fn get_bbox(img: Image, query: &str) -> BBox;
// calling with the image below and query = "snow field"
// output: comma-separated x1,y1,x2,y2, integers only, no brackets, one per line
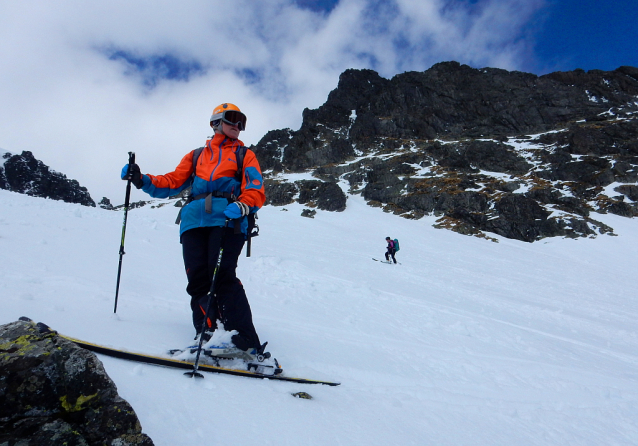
1,189,637,445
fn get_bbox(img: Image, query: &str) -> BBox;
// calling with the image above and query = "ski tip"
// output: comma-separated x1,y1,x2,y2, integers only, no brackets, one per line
18,318,57,336
35,322,56,335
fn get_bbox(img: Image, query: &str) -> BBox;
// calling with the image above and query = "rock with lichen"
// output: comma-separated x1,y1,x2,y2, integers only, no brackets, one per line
0,319,153,446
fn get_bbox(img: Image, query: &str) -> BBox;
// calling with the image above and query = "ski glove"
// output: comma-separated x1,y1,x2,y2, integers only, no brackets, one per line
224,201,249,219
120,163,144,189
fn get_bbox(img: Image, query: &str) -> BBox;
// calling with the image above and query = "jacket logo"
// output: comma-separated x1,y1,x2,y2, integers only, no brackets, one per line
228,158,237,163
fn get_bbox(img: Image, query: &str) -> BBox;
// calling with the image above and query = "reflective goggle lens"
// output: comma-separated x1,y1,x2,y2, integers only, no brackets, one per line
221,110,247,130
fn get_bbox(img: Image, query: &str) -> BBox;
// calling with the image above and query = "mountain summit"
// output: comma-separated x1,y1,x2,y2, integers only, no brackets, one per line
253,62,638,242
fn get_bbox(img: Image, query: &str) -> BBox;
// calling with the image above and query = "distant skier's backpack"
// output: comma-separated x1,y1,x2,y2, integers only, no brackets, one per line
393,238,400,252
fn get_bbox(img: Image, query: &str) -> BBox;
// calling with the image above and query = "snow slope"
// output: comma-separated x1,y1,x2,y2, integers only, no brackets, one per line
1,189,637,445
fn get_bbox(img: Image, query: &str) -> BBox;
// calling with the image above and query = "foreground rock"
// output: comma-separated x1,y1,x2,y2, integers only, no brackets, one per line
0,319,153,446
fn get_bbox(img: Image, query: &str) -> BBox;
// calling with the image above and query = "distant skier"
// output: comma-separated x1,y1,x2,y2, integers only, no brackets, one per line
385,236,398,264
120,103,265,354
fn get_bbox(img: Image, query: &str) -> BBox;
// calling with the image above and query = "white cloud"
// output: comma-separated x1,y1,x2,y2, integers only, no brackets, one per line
0,0,545,202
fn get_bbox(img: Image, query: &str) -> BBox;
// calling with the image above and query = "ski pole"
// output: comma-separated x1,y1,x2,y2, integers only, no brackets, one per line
114,152,135,314
186,222,228,378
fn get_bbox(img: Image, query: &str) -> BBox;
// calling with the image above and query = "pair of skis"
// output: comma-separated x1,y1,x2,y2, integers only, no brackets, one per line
68,336,338,385
19,318,340,386
372,258,400,265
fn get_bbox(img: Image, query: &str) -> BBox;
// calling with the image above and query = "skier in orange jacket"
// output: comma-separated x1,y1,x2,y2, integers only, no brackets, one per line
121,103,265,352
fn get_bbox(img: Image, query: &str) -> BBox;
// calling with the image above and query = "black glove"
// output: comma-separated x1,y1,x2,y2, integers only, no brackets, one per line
121,163,144,189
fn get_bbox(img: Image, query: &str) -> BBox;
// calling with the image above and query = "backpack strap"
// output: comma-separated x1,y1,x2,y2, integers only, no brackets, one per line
174,147,205,224
234,145,246,182
233,146,259,256
192,146,204,172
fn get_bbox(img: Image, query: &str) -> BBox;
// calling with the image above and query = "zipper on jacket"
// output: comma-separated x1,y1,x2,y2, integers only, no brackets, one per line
207,138,224,185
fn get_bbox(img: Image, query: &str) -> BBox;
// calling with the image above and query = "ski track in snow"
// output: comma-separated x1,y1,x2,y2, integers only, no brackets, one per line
1,189,638,445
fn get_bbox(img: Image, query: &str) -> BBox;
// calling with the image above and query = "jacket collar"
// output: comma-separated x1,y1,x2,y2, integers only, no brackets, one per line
210,132,244,148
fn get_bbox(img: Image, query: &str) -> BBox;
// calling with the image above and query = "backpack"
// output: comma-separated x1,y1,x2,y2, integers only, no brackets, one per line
393,238,400,252
179,145,259,257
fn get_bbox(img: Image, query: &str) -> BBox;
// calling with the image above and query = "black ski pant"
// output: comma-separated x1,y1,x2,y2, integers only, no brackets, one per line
385,249,397,263
181,226,260,350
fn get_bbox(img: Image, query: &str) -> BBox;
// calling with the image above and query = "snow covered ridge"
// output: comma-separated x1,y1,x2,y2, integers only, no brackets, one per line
251,63,638,243
261,121,638,243
3,63,638,242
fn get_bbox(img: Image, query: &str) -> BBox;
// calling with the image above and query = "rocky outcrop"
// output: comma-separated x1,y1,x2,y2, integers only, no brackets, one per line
0,151,96,207
99,197,115,210
0,319,153,446
250,62,638,242
264,179,346,212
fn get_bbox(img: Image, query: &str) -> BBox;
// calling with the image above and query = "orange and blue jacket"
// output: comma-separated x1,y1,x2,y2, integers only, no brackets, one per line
139,133,265,235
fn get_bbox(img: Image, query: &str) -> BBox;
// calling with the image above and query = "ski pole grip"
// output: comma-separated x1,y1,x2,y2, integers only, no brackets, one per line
126,152,136,179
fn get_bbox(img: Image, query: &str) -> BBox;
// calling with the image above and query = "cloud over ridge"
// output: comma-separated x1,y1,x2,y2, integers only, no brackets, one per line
1,0,547,201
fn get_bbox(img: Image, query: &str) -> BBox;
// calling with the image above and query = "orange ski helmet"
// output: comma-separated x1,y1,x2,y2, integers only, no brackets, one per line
210,103,247,131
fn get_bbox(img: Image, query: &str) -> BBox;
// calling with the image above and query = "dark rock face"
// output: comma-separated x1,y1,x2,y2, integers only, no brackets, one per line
427,140,532,174
263,178,346,212
264,180,298,206
256,129,294,172
0,320,153,446
1,151,95,207
616,185,638,201
297,180,346,212
251,62,638,242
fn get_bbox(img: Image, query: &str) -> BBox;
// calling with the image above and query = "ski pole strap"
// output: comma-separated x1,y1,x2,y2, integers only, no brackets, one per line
175,191,238,224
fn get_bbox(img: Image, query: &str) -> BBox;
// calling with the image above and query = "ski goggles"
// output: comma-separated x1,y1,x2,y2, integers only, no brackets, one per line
214,110,247,131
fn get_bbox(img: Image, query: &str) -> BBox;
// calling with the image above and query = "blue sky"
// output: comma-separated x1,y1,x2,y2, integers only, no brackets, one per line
294,0,638,73
1,0,637,202
531,0,638,73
